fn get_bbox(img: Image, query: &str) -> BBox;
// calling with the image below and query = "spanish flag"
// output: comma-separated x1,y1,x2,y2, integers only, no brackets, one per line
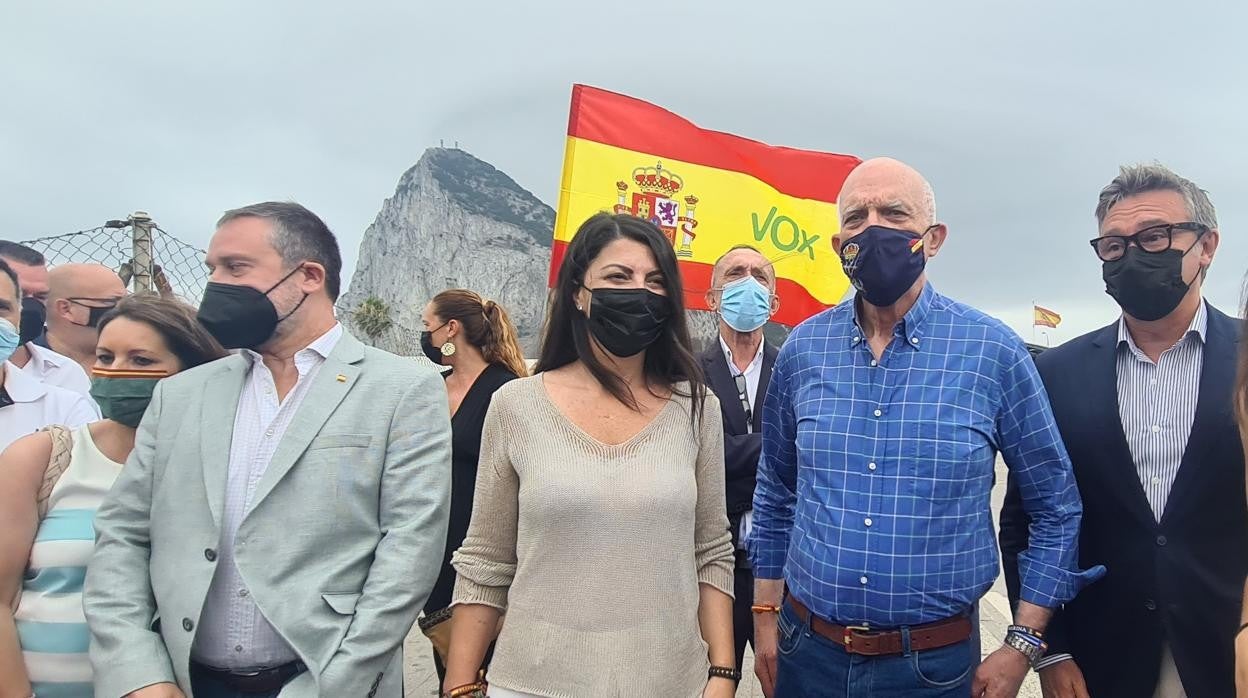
1034,305,1062,329
551,85,861,327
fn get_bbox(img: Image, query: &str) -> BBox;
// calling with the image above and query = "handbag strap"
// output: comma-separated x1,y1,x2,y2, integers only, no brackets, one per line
36,424,74,521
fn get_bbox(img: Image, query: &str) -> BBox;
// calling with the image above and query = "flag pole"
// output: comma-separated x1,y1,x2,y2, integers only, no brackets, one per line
1031,299,1036,344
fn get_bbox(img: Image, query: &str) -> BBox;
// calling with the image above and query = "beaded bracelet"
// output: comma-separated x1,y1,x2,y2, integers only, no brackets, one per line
709,665,742,682
751,604,781,614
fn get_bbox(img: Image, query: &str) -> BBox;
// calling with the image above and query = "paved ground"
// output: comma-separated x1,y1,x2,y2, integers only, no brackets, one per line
405,458,1040,696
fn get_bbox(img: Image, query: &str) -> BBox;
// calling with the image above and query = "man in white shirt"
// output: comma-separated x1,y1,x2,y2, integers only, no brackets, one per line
0,259,98,451
0,241,96,404
700,244,780,691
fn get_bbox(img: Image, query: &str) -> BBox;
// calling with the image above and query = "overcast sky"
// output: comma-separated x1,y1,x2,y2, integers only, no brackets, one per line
3,1,1245,343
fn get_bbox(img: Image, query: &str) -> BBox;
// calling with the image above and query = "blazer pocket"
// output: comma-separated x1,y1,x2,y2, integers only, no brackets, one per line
308,434,373,451
322,591,363,615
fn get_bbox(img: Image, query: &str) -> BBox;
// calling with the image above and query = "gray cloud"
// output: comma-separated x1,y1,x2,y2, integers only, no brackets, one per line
2,0,1244,343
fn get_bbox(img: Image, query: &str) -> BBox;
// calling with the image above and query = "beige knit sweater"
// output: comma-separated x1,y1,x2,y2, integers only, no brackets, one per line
451,375,736,698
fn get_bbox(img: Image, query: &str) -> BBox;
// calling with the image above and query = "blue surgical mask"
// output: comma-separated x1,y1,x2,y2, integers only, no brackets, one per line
719,277,773,332
0,317,19,364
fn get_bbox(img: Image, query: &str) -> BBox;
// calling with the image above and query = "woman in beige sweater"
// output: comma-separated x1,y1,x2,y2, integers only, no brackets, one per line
442,213,737,698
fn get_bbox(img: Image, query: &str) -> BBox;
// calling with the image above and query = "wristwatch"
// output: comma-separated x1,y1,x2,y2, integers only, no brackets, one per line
1004,629,1048,669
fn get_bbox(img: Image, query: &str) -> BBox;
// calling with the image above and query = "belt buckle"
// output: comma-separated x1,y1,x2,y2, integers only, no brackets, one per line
842,625,871,648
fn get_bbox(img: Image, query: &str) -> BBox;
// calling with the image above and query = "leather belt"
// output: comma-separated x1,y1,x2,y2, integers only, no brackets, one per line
788,597,972,656
190,659,307,693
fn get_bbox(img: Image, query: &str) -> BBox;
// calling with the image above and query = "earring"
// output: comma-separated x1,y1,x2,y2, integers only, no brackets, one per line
576,303,583,311
440,341,456,357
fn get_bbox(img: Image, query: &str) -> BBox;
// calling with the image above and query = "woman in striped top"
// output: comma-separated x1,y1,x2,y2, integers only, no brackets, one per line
0,295,225,698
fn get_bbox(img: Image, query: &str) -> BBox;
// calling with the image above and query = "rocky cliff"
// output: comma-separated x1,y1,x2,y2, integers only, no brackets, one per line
339,148,555,355
340,147,789,358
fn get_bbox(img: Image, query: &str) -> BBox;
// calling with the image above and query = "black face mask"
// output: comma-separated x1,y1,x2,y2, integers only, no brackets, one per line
420,322,449,365
1103,238,1202,322
69,300,117,329
197,266,307,350
585,288,671,358
19,297,46,345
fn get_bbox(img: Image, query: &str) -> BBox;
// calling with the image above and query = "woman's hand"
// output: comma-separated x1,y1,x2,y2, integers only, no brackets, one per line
702,675,737,698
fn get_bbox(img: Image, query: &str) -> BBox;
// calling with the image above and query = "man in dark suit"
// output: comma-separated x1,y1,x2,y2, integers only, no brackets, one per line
1000,163,1246,698
702,244,780,689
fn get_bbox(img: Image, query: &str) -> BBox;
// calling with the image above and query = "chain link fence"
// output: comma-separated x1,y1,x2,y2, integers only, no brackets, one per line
20,216,210,305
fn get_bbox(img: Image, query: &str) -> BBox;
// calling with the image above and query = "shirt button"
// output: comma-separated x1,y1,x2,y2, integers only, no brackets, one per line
238,588,249,598
1150,379,1158,386
1151,425,1161,433
204,548,217,562
1152,476,1161,485
868,462,877,471
1144,599,1157,611
873,409,882,417
864,518,873,527
1156,535,1168,546
869,360,878,367
859,576,868,585
909,337,919,345
235,644,244,652
182,618,194,632
265,428,275,437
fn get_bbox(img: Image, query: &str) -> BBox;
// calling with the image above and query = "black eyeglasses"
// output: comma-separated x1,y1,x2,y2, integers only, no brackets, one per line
1089,222,1209,262
734,373,752,427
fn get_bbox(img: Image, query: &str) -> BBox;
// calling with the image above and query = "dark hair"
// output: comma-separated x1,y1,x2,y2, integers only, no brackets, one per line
217,202,343,301
97,294,228,370
0,241,46,267
0,258,19,301
431,289,529,378
1237,287,1248,468
535,213,704,413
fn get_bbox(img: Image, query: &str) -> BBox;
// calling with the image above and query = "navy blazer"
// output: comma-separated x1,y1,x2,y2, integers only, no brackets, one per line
701,340,778,554
999,303,1246,698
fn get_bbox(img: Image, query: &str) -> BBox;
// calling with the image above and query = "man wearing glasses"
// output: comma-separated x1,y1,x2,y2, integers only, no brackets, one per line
702,243,781,691
38,262,126,376
1000,163,1245,697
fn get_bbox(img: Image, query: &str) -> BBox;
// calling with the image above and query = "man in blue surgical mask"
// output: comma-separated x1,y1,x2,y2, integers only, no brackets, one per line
749,157,1102,698
702,244,780,691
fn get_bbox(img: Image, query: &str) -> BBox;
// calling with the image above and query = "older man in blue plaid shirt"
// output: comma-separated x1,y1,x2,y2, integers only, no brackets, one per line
748,158,1103,698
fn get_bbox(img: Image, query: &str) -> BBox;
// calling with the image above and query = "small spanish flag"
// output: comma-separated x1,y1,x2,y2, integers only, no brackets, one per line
1033,305,1062,329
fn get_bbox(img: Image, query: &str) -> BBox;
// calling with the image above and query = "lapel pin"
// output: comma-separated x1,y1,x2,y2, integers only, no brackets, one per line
336,374,347,382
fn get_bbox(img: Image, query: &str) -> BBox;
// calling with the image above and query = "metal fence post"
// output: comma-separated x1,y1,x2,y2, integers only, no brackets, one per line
130,211,155,293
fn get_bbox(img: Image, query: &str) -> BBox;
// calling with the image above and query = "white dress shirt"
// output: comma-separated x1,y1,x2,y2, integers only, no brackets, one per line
0,362,97,452
192,324,343,670
719,335,764,549
18,342,99,415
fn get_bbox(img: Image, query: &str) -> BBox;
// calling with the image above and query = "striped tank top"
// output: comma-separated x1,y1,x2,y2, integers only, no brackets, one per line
16,424,122,697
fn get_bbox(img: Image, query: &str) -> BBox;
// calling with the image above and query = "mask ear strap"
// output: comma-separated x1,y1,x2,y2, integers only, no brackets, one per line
264,264,306,295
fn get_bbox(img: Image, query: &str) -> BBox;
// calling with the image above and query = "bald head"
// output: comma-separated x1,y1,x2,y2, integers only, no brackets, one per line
837,157,937,234
48,263,126,300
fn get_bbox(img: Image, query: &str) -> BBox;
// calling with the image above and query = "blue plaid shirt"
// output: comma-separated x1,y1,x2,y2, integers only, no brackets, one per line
749,284,1102,627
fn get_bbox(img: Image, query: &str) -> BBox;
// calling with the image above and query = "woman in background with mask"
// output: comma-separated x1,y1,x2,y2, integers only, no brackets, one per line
0,294,225,698
418,289,528,683
441,214,736,698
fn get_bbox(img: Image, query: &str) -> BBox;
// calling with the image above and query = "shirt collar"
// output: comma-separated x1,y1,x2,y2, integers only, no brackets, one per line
26,342,71,372
719,335,764,375
241,323,344,375
1117,300,1207,355
2,361,50,402
850,282,935,351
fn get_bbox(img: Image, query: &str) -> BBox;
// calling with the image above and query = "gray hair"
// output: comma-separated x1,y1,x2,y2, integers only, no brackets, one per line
919,179,937,226
1095,163,1218,230
217,201,343,301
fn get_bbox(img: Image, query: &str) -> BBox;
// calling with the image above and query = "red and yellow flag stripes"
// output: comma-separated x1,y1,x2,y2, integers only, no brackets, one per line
551,84,861,326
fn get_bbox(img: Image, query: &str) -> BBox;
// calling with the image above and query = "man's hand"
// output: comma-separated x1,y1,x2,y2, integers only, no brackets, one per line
1236,629,1248,697
972,646,1029,698
702,676,737,698
753,612,779,698
125,683,186,698
1038,659,1089,698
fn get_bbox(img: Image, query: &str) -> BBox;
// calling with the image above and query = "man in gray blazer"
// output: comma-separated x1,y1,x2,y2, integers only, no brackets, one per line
85,202,452,698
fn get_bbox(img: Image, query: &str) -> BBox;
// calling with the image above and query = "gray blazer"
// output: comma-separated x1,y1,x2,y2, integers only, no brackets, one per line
84,331,452,697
